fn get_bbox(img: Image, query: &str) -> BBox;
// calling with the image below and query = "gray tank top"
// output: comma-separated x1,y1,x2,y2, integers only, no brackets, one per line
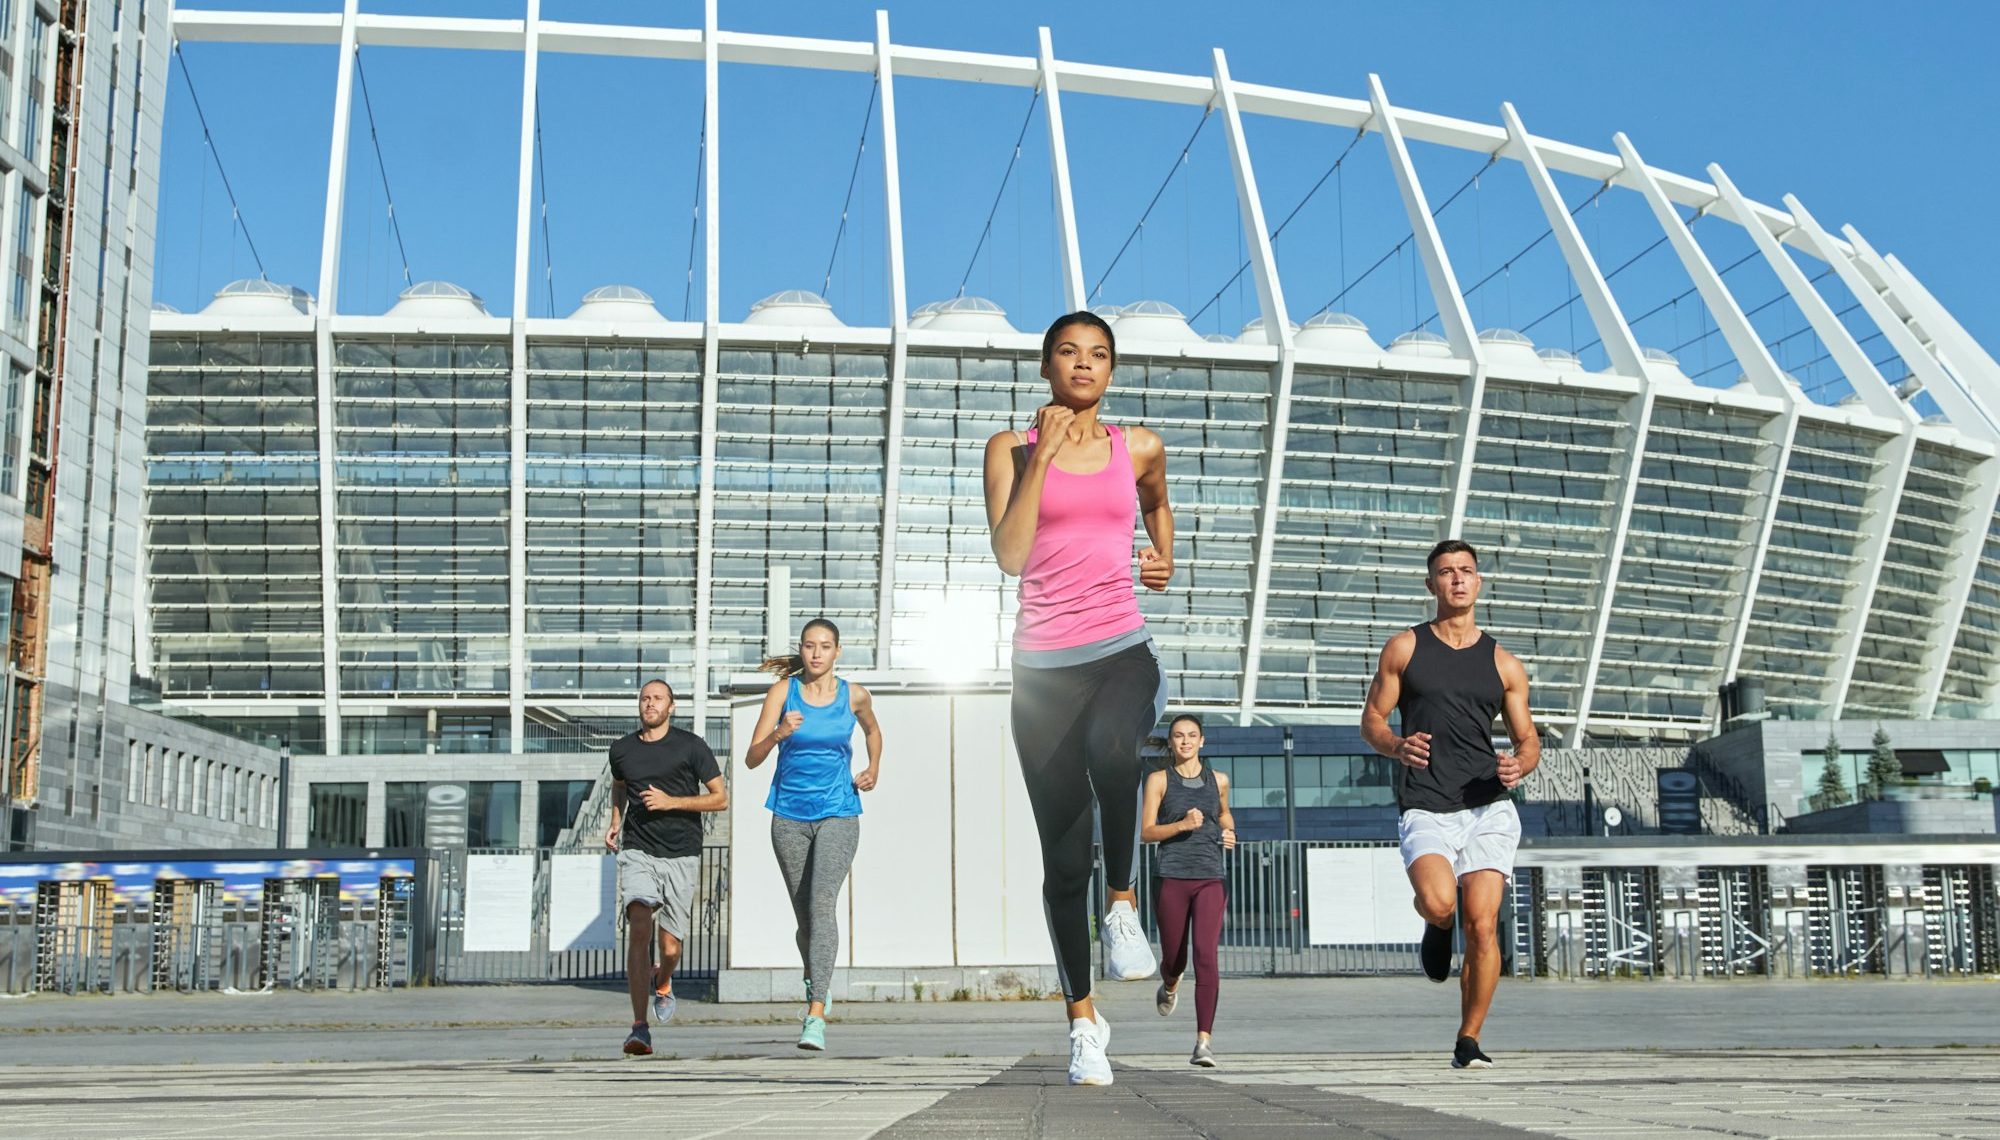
1155,762,1224,880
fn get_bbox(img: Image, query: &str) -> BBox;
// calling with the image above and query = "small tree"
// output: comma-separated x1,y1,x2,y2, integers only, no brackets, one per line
1865,724,1901,800
1816,730,1851,808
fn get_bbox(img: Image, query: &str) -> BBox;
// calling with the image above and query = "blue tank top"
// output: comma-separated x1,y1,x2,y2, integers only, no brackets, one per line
766,677,864,822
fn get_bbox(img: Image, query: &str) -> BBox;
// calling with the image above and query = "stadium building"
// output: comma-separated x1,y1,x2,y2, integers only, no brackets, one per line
31,2,2000,846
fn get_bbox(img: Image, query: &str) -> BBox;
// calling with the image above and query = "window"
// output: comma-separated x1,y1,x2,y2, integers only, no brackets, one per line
308,782,367,849
537,779,592,847
467,781,520,848
385,781,427,847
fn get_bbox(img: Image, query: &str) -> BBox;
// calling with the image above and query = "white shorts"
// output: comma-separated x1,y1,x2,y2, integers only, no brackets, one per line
1398,799,1521,880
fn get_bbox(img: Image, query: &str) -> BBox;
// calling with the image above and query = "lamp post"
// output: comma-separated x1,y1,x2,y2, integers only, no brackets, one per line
276,736,292,849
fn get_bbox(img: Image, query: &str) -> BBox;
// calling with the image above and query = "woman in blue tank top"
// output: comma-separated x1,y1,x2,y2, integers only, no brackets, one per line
744,618,883,1052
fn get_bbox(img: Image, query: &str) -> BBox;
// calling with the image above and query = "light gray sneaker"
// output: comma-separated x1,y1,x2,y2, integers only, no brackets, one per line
1155,980,1179,1017
1068,1014,1112,1086
1100,901,1158,981
1190,1039,1217,1068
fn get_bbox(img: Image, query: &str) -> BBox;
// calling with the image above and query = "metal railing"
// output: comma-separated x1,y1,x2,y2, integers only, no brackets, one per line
435,845,729,987
1111,840,1422,978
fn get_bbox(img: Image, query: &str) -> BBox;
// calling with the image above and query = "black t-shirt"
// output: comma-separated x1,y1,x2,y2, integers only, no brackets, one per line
1394,623,1508,814
608,727,723,858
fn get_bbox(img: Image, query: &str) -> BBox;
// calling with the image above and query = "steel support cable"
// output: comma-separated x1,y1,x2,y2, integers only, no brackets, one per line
821,77,880,300
1086,104,1214,305
956,86,1043,298
1589,248,1759,352
171,42,268,279
682,109,704,321
1664,269,1835,357
1303,154,1498,321
1687,300,1866,382
1187,127,1366,326
1518,208,1689,338
354,49,414,287
534,99,556,317
1410,182,1608,332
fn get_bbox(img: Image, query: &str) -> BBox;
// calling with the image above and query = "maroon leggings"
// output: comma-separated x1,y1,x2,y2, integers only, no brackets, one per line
1156,877,1225,1034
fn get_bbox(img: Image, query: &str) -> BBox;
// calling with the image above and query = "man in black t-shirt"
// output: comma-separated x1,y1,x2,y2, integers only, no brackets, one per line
605,678,727,1056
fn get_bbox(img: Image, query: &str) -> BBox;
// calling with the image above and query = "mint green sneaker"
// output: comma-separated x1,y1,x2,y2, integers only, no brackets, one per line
798,1014,827,1052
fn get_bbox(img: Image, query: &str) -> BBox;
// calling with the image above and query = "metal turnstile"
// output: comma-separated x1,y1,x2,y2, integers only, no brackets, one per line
1921,864,1998,976
1696,865,1771,977
1582,866,1659,978
374,875,416,988
258,876,342,990
1805,864,1885,976
33,880,116,994
1507,867,1544,977
150,878,223,992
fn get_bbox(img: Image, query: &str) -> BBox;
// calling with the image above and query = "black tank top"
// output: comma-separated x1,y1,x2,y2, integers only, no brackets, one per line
1156,762,1224,880
1394,623,1507,814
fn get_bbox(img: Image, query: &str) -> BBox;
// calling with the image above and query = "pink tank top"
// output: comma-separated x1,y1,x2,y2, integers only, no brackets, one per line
1013,423,1147,651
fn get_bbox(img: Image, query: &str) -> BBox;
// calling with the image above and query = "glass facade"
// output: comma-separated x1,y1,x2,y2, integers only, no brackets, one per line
1847,442,1978,718
147,336,323,698
525,342,700,696
1942,513,2000,718
1202,754,1398,810
1260,368,1461,709
1592,400,1773,727
713,348,887,673
1736,422,1888,720
1460,382,1634,723
335,339,511,696
144,327,2000,750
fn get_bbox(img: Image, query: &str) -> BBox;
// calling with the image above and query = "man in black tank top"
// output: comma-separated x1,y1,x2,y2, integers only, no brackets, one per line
1362,539,1540,1070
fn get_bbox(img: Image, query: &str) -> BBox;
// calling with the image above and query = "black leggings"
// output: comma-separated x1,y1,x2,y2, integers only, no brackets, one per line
1011,641,1166,1003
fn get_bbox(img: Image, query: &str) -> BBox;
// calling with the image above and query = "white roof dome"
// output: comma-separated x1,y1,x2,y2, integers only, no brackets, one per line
1089,303,1125,319
744,289,844,328
1203,332,1235,344
1640,347,1693,385
1478,327,1543,368
908,301,943,329
152,301,183,315
921,295,1016,334
1111,300,1202,344
203,278,314,317
1386,329,1455,359
569,284,667,323
1536,347,1583,369
387,280,487,318
1236,316,1300,346
1295,311,1378,354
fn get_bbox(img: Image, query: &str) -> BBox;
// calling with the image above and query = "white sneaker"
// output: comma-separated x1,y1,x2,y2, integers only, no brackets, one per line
1100,901,1157,981
1156,980,1178,1016
1068,1014,1113,1086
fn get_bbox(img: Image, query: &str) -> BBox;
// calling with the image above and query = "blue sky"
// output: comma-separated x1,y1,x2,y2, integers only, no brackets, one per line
156,1,1999,394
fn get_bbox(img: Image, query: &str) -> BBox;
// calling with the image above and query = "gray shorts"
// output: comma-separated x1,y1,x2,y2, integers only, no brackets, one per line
617,848,699,941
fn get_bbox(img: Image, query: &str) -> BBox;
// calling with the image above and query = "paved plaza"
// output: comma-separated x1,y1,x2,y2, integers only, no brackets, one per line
3,978,1997,1137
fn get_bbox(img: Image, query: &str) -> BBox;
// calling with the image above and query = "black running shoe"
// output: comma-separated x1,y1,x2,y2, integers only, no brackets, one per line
1451,1036,1493,1069
1420,919,1454,983
622,1021,653,1057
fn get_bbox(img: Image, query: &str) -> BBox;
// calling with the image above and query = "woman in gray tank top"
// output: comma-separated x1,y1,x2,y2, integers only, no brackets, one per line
1139,714,1235,1067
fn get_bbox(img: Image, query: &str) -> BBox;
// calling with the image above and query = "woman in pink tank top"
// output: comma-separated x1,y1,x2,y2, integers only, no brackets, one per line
980,310,1176,1086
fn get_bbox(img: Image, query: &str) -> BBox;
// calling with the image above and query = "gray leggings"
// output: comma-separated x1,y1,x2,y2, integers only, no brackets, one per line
770,814,860,1002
